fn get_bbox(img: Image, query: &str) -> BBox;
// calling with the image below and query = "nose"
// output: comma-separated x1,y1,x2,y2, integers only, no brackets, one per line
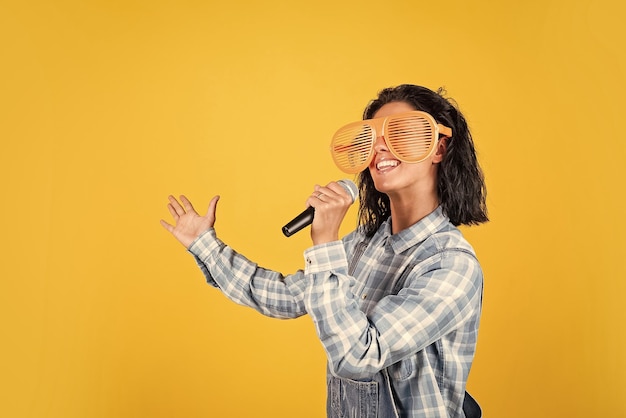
373,135,388,152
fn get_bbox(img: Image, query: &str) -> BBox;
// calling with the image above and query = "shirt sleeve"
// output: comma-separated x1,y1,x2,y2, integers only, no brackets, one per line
188,228,308,319
300,243,483,380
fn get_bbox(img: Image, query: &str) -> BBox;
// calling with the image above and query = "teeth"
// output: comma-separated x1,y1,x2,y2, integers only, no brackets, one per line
377,160,399,170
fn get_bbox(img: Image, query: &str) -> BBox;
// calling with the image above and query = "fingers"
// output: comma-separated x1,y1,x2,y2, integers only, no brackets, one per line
162,194,219,233
167,195,186,216
167,194,200,217
308,182,353,246
206,195,220,217
179,195,196,214
160,219,174,233
306,186,324,209
167,202,179,220
312,182,352,205
325,181,353,202
306,189,332,212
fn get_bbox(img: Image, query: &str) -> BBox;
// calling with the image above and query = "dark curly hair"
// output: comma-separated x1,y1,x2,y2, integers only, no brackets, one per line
357,84,488,236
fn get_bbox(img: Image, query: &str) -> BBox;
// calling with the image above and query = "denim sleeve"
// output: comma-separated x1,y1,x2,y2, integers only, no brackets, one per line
188,228,307,319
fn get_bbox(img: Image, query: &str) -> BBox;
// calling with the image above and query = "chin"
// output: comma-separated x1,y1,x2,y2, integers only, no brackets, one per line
371,177,396,194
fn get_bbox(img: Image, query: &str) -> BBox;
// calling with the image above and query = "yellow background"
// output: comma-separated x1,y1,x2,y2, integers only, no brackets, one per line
1,0,625,417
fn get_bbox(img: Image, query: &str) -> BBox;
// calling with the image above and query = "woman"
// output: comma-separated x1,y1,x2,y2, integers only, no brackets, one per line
161,84,488,418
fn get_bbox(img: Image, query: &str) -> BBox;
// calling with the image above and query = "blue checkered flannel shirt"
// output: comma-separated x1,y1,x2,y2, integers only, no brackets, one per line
189,206,483,417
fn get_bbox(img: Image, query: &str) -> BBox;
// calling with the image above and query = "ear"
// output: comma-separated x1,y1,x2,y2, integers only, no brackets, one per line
432,137,448,164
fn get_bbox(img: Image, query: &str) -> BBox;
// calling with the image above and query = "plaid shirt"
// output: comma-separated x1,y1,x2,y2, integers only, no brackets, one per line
189,206,483,418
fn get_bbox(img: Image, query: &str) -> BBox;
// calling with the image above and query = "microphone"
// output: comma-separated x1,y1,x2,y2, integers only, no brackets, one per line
282,179,359,237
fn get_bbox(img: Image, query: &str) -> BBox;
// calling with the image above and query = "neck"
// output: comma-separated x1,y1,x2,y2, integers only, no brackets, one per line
388,188,439,235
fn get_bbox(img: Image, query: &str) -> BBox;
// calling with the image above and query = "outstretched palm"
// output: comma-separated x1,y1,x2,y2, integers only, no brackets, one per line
160,195,220,248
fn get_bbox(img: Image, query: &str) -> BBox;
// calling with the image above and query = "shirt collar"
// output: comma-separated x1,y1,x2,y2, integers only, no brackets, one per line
378,206,450,254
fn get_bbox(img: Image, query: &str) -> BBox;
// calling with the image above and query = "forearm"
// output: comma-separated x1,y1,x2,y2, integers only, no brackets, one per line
302,241,388,378
302,243,483,380
189,228,307,319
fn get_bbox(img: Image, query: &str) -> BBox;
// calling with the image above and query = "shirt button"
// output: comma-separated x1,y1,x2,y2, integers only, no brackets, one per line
306,257,312,264
362,294,367,299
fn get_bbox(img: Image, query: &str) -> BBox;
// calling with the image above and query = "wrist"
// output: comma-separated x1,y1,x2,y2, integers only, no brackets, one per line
312,234,339,246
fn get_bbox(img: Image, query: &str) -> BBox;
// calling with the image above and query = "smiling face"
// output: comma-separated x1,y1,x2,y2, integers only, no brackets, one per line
368,101,445,199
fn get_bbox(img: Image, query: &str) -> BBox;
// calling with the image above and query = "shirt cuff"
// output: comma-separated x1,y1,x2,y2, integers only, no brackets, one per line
188,228,220,259
303,240,349,275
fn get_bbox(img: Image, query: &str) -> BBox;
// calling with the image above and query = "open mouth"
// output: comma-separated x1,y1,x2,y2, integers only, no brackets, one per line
376,159,400,171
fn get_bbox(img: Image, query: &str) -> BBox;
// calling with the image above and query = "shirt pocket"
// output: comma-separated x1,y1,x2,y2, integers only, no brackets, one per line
388,354,417,381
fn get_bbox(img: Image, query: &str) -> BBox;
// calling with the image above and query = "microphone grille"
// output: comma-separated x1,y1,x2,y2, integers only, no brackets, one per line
337,179,359,203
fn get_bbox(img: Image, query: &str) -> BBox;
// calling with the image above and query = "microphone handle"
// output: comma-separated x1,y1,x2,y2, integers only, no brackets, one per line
282,206,315,237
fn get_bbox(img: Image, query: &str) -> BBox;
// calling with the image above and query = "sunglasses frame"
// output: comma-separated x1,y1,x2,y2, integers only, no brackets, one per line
330,110,453,174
